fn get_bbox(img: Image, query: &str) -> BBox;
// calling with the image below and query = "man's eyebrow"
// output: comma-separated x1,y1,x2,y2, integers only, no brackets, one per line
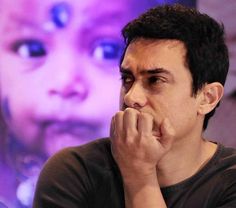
120,67,172,75
119,67,133,75
140,68,172,76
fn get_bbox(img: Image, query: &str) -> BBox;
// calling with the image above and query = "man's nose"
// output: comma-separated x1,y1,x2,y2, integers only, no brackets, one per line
47,48,89,101
123,82,147,109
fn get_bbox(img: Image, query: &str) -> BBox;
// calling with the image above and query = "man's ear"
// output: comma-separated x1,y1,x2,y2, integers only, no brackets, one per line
197,82,224,115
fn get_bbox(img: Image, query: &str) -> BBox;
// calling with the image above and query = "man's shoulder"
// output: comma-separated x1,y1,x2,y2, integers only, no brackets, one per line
70,137,111,159
34,138,120,208
194,143,236,181
213,144,236,180
76,137,111,155
218,143,236,163
54,137,110,155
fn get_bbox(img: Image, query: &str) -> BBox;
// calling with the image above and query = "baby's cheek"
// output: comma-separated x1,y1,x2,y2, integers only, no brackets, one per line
1,97,12,121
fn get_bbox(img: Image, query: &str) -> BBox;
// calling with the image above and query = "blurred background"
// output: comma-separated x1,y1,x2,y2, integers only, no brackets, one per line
0,0,235,207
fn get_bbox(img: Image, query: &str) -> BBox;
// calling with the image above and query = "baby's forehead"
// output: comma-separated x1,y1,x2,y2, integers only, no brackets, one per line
1,0,145,18
0,0,48,21
0,0,137,29
0,0,72,31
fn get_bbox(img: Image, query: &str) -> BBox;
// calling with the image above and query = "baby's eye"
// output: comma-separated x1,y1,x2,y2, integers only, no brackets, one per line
12,39,47,58
91,39,124,61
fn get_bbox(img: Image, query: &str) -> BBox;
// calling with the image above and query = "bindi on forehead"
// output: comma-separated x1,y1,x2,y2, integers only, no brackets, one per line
47,2,72,29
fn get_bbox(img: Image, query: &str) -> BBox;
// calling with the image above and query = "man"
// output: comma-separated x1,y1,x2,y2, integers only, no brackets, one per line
33,4,236,208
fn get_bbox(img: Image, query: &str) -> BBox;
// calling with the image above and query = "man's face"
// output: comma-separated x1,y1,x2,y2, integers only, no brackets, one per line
0,0,143,156
120,39,202,140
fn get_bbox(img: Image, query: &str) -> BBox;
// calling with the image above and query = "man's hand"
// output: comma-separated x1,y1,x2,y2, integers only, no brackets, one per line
110,108,175,208
110,107,175,180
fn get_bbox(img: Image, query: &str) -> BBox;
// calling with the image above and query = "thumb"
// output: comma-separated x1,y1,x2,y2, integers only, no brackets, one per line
159,118,175,150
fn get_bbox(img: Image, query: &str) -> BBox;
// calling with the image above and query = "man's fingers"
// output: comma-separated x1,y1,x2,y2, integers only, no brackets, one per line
137,112,154,137
110,116,115,138
111,109,139,142
115,111,124,139
123,108,139,138
111,111,124,139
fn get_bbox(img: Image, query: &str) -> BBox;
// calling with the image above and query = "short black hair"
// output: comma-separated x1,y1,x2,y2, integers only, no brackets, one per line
121,4,229,130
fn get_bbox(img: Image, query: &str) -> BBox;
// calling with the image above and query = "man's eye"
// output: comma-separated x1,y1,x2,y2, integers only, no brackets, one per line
91,39,124,61
12,39,47,58
120,75,133,85
148,76,164,84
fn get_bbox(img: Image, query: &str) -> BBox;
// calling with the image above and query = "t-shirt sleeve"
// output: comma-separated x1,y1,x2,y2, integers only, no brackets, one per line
33,147,94,208
216,168,236,208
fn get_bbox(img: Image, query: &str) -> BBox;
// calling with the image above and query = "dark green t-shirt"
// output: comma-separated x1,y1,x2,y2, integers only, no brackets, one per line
33,138,236,208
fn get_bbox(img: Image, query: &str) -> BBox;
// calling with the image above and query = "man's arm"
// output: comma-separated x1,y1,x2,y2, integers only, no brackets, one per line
122,172,166,208
110,108,175,208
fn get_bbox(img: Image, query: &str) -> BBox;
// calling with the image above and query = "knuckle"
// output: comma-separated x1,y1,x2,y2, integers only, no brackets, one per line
125,128,137,137
168,129,176,138
139,131,150,138
124,107,139,115
112,135,122,147
124,108,132,116
139,112,146,121
140,112,152,120
115,111,124,118
125,138,135,148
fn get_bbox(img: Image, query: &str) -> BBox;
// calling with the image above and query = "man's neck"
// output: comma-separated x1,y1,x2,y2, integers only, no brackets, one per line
156,137,217,188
